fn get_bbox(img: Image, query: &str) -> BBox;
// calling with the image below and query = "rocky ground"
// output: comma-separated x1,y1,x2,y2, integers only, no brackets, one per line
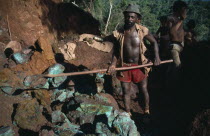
1,0,210,136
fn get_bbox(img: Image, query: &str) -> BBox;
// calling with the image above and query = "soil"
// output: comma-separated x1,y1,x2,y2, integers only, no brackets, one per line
0,92,28,135
69,41,112,70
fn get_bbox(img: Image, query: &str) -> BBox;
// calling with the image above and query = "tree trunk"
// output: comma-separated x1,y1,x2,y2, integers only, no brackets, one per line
104,1,112,35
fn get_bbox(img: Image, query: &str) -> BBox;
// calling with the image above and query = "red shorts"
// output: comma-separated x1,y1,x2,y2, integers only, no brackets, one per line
117,63,146,83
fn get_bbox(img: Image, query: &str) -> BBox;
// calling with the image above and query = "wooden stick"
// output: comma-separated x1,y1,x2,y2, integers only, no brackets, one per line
44,60,173,78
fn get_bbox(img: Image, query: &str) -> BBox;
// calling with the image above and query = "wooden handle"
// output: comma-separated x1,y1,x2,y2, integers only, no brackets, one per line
44,59,173,78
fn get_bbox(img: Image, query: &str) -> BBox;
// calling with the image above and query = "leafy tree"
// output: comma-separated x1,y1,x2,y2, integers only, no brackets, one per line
65,0,210,41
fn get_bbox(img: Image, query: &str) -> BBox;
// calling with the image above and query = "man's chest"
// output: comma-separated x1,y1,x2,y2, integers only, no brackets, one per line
123,31,141,47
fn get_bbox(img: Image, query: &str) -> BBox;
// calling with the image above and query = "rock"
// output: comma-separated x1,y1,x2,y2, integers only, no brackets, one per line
5,41,22,53
0,86,14,95
112,110,140,136
0,69,25,95
51,111,85,136
47,63,67,88
47,64,74,102
23,75,49,89
13,51,33,64
48,63,65,75
0,126,15,136
9,47,34,65
14,99,47,132
53,89,74,102
66,93,140,135
95,122,112,136
95,110,140,136
79,34,113,53
95,93,119,110
52,110,66,123
12,52,26,64
39,129,55,136
59,42,77,61
68,103,113,125
54,117,83,135
37,36,54,60
34,89,51,112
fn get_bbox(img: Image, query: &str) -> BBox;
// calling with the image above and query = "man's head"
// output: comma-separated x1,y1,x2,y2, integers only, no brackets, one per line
123,4,141,28
173,1,188,20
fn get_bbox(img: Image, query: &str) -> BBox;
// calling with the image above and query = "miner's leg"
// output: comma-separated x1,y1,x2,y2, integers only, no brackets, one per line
139,77,150,114
121,82,132,115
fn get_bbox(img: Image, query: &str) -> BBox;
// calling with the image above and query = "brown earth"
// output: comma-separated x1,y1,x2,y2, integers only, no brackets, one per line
0,0,113,135
69,41,112,69
0,92,27,135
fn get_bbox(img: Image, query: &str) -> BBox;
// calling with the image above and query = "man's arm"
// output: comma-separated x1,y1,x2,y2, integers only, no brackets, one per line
171,19,183,34
144,32,161,65
167,16,183,35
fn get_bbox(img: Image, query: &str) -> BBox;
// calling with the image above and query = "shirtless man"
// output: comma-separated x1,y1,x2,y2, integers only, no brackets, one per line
108,4,161,115
168,1,188,68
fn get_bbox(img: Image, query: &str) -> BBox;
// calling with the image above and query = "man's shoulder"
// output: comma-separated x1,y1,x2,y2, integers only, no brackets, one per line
136,24,149,37
113,27,124,38
136,24,148,29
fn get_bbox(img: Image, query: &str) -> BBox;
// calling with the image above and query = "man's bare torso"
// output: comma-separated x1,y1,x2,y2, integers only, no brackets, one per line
168,16,185,42
123,29,140,64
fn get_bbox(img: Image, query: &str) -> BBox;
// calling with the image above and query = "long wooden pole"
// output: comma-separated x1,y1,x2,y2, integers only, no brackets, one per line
44,60,173,78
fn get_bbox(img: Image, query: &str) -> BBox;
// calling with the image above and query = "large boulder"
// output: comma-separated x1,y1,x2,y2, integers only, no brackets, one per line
14,99,47,132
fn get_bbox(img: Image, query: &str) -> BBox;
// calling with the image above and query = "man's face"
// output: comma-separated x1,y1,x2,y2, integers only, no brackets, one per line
124,12,138,28
179,7,187,20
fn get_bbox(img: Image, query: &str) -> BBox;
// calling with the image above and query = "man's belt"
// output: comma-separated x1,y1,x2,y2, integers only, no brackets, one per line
170,41,184,47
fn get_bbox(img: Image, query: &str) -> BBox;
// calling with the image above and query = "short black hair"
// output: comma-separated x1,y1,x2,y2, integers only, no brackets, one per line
173,1,188,12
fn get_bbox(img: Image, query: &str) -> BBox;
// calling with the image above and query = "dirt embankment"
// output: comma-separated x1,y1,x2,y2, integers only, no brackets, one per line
0,0,112,135
0,0,107,73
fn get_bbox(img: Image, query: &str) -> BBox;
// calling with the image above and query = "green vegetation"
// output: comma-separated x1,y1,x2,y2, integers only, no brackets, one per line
66,0,210,41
